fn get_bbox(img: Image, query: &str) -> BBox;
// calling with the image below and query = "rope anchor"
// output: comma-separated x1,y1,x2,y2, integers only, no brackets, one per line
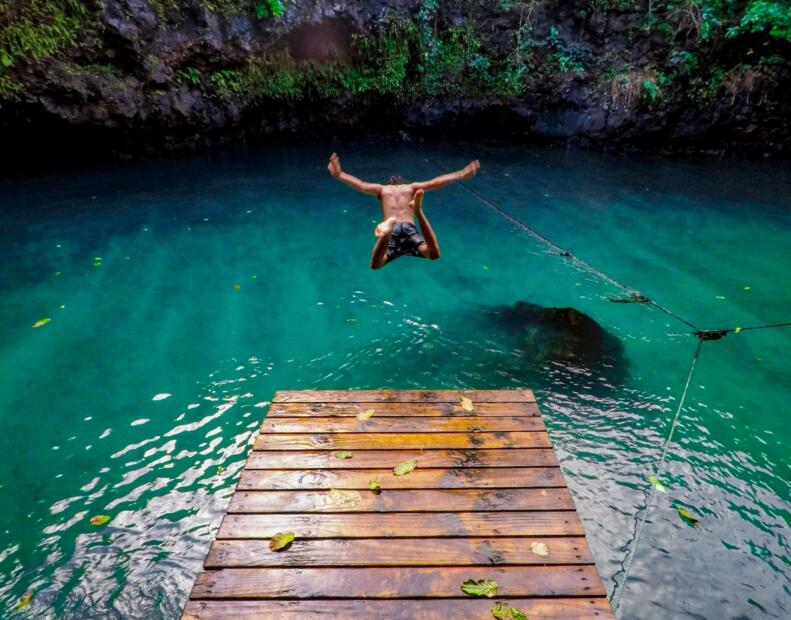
694,330,728,341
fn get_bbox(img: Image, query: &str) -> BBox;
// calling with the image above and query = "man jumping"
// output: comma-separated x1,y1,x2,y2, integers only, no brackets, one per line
327,153,480,269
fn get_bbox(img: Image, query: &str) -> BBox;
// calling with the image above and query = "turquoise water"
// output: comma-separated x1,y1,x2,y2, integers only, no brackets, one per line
0,142,789,618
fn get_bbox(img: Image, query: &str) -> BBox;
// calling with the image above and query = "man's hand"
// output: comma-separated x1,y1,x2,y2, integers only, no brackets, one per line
327,152,342,178
460,159,480,180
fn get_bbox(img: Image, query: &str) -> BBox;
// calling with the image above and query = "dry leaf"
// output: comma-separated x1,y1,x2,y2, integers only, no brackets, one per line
460,578,498,598
269,531,295,551
491,602,527,620
17,592,33,610
328,488,362,507
460,395,475,412
530,541,550,556
369,479,382,494
393,459,417,476
334,450,353,459
357,409,375,421
32,318,51,328
647,475,667,493
678,507,701,527
90,515,111,526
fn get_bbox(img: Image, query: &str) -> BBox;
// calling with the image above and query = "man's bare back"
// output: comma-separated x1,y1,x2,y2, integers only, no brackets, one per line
327,153,480,269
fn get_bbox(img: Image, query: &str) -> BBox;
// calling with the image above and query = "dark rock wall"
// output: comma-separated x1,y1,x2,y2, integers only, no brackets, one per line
0,0,788,159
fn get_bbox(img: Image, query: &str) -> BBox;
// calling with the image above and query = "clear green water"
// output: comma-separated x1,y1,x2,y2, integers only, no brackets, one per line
0,142,789,618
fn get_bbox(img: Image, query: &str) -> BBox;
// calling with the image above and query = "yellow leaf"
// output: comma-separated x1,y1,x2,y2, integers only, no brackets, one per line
369,479,382,494
393,459,417,476
269,531,295,551
90,515,111,526
357,409,375,421
530,541,550,556
460,395,475,412
32,318,51,328
328,488,362,508
491,602,528,620
678,507,700,527
334,450,353,459
17,592,32,610
234,284,241,291
734,327,742,333
216,465,226,475
460,578,498,597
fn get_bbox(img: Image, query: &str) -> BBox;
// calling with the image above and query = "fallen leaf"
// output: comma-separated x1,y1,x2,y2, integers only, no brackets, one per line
32,318,51,328
393,459,417,476
460,578,498,598
269,531,295,551
328,488,362,507
234,284,241,291
530,541,550,557
90,515,111,526
460,396,475,412
334,450,353,459
734,326,742,333
216,465,226,475
647,475,668,493
369,479,382,494
17,592,32,610
678,507,700,527
743,286,751,291
152,393,171,401
357,409,375,421
491,602,527,620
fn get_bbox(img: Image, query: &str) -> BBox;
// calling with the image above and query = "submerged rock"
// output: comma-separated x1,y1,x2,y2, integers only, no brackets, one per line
487,301,626,381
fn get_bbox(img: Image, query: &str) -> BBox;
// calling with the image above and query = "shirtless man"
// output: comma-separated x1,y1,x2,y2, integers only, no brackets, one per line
327,153,481,269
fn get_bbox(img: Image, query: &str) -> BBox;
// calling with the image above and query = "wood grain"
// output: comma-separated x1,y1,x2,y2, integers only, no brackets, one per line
273,389,535,403
183,598,615,619
246,448,559,469
228,488,575,513
217,511,584,539
236,467,565,490
263,415,545,433
189,565,605,598
266,401,540,417
254,431,551,450
205,536,592,567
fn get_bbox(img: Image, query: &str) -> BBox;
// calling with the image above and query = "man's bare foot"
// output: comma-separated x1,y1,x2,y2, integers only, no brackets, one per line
409,189,425,213
375,216,397,238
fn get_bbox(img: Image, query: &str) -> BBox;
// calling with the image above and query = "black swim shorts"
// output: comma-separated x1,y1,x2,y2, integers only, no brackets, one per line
385,221,426,262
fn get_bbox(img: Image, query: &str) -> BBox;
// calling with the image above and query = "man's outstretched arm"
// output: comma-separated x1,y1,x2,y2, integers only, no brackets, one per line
327,152,383,197
412,159,480,192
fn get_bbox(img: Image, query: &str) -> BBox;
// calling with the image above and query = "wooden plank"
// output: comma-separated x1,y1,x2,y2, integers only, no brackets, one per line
263,416,545,433
205,536,592,567
217,512,584,539
189,565,604,599
247,448,559,469
183,598,615,619
228,488,575,513
265,401,540,417
254,432,551,450
236,467,565,490
273,389,535,403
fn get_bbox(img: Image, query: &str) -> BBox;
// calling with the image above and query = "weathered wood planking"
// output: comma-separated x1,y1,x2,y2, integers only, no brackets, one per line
228,488,574,513
266,401,540,417
272,389,535,402
246,448,559,469
183,599,614,619
182,390,613,620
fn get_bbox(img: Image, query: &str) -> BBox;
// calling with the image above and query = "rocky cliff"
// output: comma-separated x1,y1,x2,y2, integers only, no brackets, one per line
1,0,789,160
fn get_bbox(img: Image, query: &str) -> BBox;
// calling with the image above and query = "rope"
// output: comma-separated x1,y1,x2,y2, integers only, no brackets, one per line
426,158,700,331
609,338,703,614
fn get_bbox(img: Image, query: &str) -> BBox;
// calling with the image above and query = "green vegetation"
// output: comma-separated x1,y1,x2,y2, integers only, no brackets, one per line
0,0,787,114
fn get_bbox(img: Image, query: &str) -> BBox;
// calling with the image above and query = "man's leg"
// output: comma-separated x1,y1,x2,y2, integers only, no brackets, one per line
411,189,440,260
371,217,397,269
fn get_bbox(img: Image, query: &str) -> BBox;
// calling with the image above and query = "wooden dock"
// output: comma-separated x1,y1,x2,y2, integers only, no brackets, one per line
182,389,614,619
